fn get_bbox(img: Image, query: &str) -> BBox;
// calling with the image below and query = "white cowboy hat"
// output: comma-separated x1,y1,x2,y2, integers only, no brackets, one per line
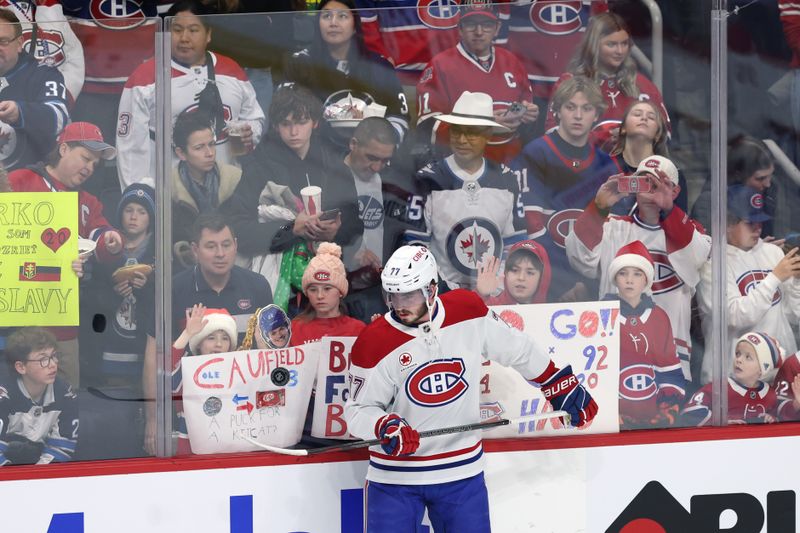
436,91,510,134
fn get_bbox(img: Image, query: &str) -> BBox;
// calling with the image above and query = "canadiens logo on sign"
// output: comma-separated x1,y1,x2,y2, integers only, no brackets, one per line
417,0,461,29
529,1,583,36
649,250,685,295
546,208,582,249
737,270,781,305
619,364,657,401
358,195,384,230
90,0,148,30
446,217,501,275
406,358,469,407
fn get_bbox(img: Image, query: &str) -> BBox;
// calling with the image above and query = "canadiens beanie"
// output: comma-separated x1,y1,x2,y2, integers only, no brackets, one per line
735,332,783,384
188,308,238,355
608,241,655,293
302,242,349,297
117,183,156,229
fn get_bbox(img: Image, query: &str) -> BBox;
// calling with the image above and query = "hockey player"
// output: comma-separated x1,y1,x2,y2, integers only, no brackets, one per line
681,332,782,426
605,241,685,430
0,328,79,465
565,155,711,381
116,0,265,189
511,75,618,302
345,245,597,531
416,4,537,164
404,91,527,290
0,8,69,171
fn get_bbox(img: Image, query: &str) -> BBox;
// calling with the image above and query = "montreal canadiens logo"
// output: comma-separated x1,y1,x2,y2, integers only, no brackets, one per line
649,250,685,295
405,358,469,407
314,271,331,282
358,195,384,230
546,208,582,249
180,103,233,142
90,0,148,30
737,270,781,305
619,364,657,401
417,0,461,29
529,1,583,35
23,29,66,67
446,217,502,275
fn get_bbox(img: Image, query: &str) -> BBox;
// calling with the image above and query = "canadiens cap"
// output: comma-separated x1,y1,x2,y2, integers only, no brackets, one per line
727,184,771,223
634,155,679,185
58,122,117,160
460,3,498,22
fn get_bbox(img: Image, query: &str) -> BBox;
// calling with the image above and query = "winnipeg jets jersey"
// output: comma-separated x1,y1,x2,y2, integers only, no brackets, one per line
116,52,265,189
566,203,711,379
345,289,552,485
405,156,526,289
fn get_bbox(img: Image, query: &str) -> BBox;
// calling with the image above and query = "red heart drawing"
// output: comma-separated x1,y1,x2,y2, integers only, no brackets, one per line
41,227,71,253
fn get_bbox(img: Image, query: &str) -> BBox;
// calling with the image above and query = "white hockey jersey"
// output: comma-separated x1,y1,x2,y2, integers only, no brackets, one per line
345,289,552,485
116,52,265,189
565,202,711,379
697,240,800,381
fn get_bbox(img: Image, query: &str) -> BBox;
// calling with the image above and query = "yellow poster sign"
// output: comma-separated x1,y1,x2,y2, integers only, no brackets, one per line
0,192,80,326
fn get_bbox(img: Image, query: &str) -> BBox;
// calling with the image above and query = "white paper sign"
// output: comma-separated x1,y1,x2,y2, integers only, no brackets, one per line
180,347,318,454
481,300,621,438
311,336,358,440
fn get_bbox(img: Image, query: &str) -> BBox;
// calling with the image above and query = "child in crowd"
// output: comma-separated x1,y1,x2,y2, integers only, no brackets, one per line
171,305,238,454
291,242,366,346
475,240,552,305
681,332,782,426
0,328,78,465
698,184,800,383
605,241,685,429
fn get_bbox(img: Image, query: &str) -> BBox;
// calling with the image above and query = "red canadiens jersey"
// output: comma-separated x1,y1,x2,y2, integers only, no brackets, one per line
417,44,533,163
289,316,367,347
618,303,685,424
545,72,670,148
773,353,800,420
780,0,800,68
504,0,608,100
682,378,779,426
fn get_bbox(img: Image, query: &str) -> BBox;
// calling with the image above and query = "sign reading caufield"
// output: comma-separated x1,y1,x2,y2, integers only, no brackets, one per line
2,435,798,532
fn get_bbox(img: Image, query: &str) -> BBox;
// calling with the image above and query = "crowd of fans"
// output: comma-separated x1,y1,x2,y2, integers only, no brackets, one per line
2,0,800,465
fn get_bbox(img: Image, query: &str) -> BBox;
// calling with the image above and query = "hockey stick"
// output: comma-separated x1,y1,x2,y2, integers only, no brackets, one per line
242,410,570,457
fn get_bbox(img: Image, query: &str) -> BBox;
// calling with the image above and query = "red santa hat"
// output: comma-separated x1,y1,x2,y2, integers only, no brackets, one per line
735,332,784,384
608,241,655,293
188,308,238,355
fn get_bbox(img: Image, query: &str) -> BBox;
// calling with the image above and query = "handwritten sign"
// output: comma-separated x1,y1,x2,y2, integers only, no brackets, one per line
481,301,620,438
0,192,80,326
311,337,357,440
181,347,318,454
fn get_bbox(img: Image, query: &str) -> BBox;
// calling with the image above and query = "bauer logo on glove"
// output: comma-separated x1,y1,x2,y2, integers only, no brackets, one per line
538,364,598,427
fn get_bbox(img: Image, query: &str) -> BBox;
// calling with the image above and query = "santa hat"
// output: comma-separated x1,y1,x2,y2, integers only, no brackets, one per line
302,242,349,297
188,308,238,355
735,332,783,384
608,241,655,293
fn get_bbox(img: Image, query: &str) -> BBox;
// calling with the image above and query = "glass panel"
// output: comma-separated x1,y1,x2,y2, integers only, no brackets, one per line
0,12,162,466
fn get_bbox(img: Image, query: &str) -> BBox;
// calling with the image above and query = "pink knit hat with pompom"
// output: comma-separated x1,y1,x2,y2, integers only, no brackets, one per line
302,242,349,297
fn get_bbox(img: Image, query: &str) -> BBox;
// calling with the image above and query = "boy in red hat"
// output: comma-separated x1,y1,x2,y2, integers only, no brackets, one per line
606,240,685,430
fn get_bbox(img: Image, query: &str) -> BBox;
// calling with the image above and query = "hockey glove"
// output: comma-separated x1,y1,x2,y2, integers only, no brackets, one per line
375,413,420,456
4,435,44,465
649,402,681,428
540,365,598,427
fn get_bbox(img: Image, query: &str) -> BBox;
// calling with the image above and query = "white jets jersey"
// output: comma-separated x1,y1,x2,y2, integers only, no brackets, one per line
116,52,265,189
345,289,552,485
565,203,711,379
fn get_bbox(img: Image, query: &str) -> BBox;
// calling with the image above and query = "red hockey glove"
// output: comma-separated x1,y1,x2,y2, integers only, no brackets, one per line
649,402,680,428
539,365,598,427
375,413,420,456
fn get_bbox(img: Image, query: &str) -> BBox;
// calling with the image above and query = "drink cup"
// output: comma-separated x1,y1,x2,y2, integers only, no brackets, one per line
300,185,322,215
225,120,248,156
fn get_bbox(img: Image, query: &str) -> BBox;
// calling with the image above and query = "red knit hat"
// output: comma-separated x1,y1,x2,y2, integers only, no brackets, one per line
608,241,655,293
302,242,349,297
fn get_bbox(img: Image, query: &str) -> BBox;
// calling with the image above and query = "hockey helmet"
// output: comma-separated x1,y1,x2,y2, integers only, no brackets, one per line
381,245,438,297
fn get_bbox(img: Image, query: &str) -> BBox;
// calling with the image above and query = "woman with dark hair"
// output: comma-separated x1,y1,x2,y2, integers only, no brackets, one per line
609,100,688,213
545,12,669,150
691,135,777,237
282,0,409,148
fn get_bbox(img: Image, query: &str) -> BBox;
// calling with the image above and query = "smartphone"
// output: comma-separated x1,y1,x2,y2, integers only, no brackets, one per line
319,208,341,221
617,175,652,193
784,233,800,248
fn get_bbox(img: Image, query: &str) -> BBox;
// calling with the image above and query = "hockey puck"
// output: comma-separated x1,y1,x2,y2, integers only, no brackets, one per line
271,367,290,386
203,396,222,417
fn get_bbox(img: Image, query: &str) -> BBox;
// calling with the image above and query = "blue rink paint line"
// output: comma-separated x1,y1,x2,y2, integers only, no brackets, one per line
230,495,254,533
47,513,84,533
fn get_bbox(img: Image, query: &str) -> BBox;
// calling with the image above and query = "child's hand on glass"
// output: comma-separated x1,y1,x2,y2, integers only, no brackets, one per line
476,255,501,298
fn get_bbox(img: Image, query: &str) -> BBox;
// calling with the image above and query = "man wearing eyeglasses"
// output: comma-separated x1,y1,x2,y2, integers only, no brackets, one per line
0,327,78,465
415,5,537,164
0,8,68,171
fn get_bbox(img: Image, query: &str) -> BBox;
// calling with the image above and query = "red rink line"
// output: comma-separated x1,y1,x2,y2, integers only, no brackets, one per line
2,422,799,482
